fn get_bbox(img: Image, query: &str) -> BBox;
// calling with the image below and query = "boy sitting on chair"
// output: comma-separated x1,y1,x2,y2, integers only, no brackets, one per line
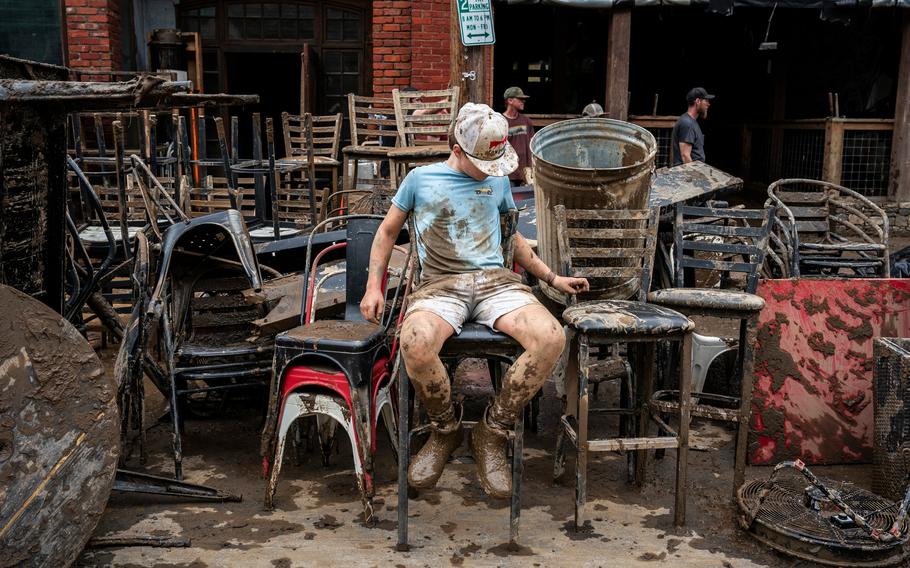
360,103,588,497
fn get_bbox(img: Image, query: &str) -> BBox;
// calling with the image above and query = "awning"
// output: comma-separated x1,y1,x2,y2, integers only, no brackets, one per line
500,0,909,8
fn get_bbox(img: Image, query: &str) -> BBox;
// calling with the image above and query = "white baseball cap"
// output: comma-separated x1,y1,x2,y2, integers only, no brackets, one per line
452,103,518,178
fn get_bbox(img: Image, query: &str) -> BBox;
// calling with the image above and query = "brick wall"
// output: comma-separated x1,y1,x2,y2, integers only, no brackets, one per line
372,0,452,96
410,0,451,91
64,0,122,79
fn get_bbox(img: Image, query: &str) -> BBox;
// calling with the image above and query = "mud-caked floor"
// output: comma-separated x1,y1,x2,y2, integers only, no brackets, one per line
77,331,872,568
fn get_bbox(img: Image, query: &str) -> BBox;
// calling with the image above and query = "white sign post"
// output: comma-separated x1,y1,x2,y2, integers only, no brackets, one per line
457,0,495,47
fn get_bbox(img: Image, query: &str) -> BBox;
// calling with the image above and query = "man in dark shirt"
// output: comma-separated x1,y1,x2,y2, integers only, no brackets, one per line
502,86,534,186
671,87,714,166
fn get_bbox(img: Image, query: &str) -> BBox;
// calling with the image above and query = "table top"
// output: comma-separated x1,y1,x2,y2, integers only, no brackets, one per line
230,159,309,173
648,161,743,208
386,143,450,159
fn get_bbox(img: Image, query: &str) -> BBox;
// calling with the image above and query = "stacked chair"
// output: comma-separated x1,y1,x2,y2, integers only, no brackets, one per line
387,87,460,188
335,94,399,216
766,178,889,278
262,215,414,522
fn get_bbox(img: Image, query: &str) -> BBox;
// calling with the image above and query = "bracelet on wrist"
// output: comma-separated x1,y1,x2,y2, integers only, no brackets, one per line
546,271,557,286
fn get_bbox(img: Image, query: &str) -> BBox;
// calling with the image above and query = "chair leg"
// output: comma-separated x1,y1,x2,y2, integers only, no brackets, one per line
553,409,569,482
317,414,338,467
574,335,590,531
376,381,399,456
733,316,757,498
510,414,524,547
397,364,410,551
169,373,183,480
264,394,302,509
336,406,373,522
635,343,655,487
674,333,693,527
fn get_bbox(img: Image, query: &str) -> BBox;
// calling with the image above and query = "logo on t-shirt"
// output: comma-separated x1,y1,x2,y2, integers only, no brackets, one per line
475,186,493,196
508,125,528,137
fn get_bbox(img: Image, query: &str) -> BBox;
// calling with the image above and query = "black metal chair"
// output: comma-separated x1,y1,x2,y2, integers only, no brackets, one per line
647,205,774,497
147,209,275,479
553,205,694,529
261,214,413,522
396,209,529,550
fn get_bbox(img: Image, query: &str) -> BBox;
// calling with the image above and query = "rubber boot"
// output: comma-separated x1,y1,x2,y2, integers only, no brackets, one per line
471,403,513,499
407,404,463,490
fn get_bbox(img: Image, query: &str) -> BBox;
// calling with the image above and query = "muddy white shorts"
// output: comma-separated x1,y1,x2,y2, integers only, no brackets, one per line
404,268,540,334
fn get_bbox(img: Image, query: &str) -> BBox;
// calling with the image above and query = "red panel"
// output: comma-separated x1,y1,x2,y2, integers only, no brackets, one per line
750,279,910,465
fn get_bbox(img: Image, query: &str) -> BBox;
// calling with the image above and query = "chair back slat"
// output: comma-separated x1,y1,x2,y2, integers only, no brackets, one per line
674,205,774,293
555,206,659,302
392,87,460,147
347,94,397,147
282,112,342,161
183,175,257,217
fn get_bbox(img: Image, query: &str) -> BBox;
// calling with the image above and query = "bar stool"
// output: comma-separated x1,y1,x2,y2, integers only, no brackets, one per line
552,206,694,529
647,205,774,496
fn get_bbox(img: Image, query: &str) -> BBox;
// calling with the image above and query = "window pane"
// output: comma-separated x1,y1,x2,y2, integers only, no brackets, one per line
263,3,279,17
324,51,341,70
326,75,341,94
246,3,261,17
246,19,262,38
299,19,314,39
281,3,296,18
300,5,314,18
326,19,342,41
342,52,358,72
182,17,198,33
263,18,280,38
200,7,216,17
343,20,359,41
342,75,358,93
200,18,216,39
327,7,341,19
229,18,243,39
227,4,243,17
280,19,297,39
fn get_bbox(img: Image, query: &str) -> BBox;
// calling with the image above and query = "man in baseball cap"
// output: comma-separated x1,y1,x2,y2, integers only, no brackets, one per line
502,87,534,186
671,87,715,166
361,102,588,499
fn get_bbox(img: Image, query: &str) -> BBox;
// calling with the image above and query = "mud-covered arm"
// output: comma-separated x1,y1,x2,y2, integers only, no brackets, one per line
361,206,408,322
513,233,589,295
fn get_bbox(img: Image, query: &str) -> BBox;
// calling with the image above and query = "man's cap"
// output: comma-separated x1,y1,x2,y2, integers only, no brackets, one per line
453,103,519,178
582,102,605,117
686,87,715,104
503,86,530,100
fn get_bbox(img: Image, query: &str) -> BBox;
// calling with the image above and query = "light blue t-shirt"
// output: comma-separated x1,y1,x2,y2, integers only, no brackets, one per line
391,162,516,279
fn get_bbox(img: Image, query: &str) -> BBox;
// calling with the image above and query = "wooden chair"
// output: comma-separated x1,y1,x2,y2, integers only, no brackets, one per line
766,178,889,277
182,174,258,219
339,94,398,215
281,112,342,204
388,87,460,188
553,206,694,530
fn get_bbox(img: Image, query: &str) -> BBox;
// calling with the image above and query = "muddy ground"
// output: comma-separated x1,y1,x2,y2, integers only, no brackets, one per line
75,317,879,568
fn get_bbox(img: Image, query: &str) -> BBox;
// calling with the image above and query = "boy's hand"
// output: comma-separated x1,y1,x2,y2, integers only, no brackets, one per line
360,289,385,323
552,275,590,295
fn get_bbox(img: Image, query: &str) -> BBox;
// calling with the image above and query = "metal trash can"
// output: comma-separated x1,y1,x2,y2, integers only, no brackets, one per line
873,337,910,500
530,118,656,304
